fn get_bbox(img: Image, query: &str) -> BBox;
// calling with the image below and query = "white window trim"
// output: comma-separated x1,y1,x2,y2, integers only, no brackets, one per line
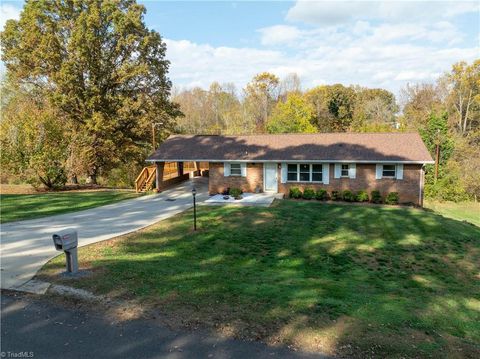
225,162,246,177
286,163,324,183
334,163,356,179
230,163,242,176
382,164,397,178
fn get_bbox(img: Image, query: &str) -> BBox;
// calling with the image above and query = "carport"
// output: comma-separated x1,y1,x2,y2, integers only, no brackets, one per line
135,161,209,193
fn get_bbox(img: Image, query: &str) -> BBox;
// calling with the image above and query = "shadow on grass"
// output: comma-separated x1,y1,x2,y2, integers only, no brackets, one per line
38,201,480,358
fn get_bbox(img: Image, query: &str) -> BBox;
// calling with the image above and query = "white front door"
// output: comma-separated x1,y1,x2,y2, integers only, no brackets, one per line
264,163,278,192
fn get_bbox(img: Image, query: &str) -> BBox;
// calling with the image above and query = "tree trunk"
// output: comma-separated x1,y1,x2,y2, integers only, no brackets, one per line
71,175,78,184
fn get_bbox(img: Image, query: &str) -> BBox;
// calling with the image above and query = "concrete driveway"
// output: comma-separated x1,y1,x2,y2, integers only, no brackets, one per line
0,177,208,290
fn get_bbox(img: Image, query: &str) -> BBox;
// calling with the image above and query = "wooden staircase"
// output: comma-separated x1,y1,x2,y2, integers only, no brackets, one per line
135,165,157,192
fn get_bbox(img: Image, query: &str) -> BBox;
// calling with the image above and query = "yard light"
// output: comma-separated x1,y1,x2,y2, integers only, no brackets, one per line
192,187,197,231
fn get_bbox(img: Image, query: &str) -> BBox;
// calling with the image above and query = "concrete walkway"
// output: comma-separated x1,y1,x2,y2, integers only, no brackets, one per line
0,178,209,290
204,192,284,207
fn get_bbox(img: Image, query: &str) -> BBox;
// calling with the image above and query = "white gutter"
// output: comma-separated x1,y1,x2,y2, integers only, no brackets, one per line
146,159,435,164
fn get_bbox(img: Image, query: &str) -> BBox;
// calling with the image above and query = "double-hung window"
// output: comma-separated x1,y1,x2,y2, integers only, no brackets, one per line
312,164,323,182
299,164,310,181
286,164,323,182
382,164,396,178
287,164,298,181
230,163,242,176
341,164,349,177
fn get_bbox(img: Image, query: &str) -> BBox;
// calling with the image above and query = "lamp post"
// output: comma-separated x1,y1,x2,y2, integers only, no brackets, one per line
192,187,197,231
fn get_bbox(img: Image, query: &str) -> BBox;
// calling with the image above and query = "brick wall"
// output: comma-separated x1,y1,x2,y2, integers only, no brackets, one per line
208,162,423,205
209,162,263,194
277,164,423,205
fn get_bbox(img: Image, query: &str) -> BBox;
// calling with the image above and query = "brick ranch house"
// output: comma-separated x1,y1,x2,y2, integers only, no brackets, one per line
146,132,434,206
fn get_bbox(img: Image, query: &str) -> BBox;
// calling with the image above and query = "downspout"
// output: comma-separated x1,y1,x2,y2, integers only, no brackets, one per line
419,164,425,207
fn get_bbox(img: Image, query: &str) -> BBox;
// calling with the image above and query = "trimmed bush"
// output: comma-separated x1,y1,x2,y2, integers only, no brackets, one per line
385,192,399,205
230,187,242,199
371,190,382,204
342,190,355,202
331,190,341,201
289,187,302,199
356,190,369,202
302,188,315,200
315,188,328,200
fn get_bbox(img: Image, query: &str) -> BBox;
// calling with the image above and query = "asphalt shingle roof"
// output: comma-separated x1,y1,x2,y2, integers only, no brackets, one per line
147,133,434,163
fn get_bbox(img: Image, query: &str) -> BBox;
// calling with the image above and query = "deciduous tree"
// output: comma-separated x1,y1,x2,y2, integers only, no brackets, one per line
244,72,279,132
305,84,356,131
442,60,480,135
266,94,316,133
1,0,180,183
0,84,69,189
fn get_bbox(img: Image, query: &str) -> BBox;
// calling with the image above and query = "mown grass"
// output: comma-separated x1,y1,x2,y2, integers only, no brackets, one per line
424,200,480,227
0,191,140,223
39,201,480,358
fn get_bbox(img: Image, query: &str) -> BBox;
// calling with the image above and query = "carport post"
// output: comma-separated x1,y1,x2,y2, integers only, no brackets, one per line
155,162,164,192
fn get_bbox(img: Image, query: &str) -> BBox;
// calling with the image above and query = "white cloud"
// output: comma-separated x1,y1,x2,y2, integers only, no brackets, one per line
258,20,464,49
165,39,285,88
165,37,478,95
286,1,479,26
257,25,302,46
0,4,21,30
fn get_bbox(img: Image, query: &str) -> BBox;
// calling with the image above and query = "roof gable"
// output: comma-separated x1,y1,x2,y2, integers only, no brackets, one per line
147,133,434,163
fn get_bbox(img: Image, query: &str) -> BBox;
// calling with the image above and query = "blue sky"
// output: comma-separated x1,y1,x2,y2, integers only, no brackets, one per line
1,1,479,95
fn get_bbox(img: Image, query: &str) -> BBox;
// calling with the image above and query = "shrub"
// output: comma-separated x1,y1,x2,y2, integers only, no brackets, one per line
289,187,302,199
342,190,355,202
229,187,242,199
356,190,369,202
302,188,315,200
385,192,399,205
331,190,341,201
103,163,141,188
371,190,382,203
315,188,328,200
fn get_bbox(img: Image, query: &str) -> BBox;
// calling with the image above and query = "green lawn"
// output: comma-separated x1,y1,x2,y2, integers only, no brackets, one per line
0,191,140,223
424,200,480,227
38,201,480,358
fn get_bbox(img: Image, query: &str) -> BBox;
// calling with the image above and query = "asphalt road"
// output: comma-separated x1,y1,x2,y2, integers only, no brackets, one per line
0,292,329,359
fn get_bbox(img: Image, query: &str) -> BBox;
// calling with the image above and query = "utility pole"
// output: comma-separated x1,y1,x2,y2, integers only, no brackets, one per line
151,122,163,150
434,129,440,183
434,143,440,182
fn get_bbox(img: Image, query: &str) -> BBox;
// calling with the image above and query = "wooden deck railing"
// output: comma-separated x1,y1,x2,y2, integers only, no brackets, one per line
135,162,210,192
135,165,156,192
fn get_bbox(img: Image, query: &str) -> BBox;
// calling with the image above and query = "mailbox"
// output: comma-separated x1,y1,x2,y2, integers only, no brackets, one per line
52,228,78,273
52,229,78,251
